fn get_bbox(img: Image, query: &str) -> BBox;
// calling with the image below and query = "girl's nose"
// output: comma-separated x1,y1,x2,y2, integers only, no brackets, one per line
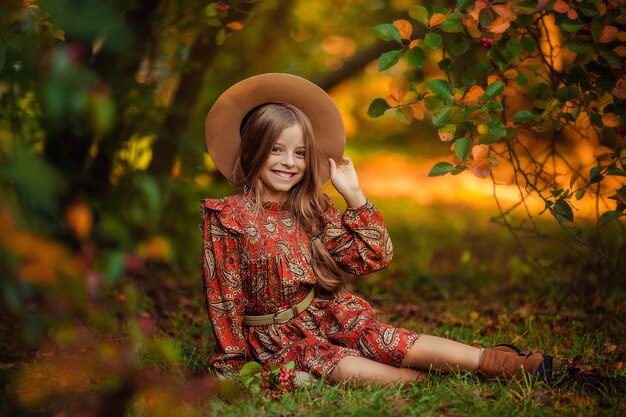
281,153,295,167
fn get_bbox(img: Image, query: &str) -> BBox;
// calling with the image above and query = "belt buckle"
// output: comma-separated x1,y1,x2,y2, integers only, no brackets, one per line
272,305,293,324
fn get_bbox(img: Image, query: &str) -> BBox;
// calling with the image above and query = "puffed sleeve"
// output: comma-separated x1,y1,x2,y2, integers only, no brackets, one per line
201,198,248,373
321,199,393,275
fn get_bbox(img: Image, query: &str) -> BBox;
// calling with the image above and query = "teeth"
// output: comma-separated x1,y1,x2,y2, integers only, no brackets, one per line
274,171,294,178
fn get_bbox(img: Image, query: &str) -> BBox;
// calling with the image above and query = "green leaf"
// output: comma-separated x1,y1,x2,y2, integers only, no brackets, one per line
589,166,604,184
566,40,593,54
607,167,626,177
482,82,505,100
441,16,464,33
506,38,522,63
461,72,477,85
455,137,472,161
240,361,263,378
216,28,226,46
456,0,475,10
515,110,535,123
432,106,452,127
450,35,470,56
424,32,442,49
409,5,429,25
425,96,443,111
428,162,460,177
438,124,457,141
515,13,533,26
555,86,580,101
561,21,584,32
485,121,507,143
520,36,536,53
377,50,401,71
599,210,624,226
367,98,391,117
553,199,574,222
601,50,622,69
405,47,426,68
373,24,402,43
578,2,598,16
575,188,586,200
591,18,602,43
427,79,452,104
205,3,218,17
474,62,494,76
515,71,528,87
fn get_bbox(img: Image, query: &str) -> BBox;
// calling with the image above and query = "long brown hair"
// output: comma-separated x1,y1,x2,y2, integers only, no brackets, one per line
232,102,346,296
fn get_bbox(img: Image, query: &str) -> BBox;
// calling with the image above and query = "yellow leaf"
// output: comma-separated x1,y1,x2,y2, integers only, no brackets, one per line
463,17,482,38
410,102,425,120
615,45,626,57
487,75,501,85
611,78,626,99
385,95,400,107
475,0,488,11
488,16,510,34
593,146,615,161
492,4,515,19
553,0,570,13
461,85,485,105
393,19,413,40
602,113,620,127
567,8,578,20
409,39,421,49
389,76,409,103
226,21,243,30
503,69,518,79
430,13,446,28
438,125,456,142
466,109,491,123
600,26,618,43
469,158,491,178
503,86,517,97
65,202,92,240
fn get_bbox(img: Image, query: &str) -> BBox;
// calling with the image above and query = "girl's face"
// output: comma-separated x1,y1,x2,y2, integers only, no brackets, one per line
259,124,306,202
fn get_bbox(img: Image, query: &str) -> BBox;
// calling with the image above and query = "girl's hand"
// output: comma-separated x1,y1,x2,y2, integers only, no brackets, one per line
329,157,366,208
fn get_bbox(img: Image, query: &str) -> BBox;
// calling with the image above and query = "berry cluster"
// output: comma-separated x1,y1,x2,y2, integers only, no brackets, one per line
260,365,298,398
480,37,494,49
216,4,230,12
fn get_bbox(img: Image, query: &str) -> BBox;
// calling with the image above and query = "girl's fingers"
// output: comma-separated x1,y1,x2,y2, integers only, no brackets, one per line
328,158,337,176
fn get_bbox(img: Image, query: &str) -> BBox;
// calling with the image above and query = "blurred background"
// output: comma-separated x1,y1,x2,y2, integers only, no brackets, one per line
1,1,624,416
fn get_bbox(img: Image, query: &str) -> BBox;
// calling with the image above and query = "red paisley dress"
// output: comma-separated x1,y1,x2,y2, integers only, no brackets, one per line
201,193,420,377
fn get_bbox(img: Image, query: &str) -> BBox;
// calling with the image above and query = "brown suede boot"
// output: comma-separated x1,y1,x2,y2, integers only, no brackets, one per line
478,346,553,383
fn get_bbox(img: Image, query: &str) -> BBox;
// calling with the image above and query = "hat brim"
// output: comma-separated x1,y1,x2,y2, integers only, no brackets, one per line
205,73,345,183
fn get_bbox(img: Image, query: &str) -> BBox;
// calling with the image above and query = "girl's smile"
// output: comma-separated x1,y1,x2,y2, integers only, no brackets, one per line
260,124,306,202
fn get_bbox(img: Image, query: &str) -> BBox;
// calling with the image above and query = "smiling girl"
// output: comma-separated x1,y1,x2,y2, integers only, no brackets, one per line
201,74,552,385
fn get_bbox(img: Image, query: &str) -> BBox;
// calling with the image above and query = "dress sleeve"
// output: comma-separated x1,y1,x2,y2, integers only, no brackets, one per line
321,199,393,275
201,198,248,373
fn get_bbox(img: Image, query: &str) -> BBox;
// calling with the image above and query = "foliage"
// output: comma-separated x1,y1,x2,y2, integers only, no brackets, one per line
369,0,626,253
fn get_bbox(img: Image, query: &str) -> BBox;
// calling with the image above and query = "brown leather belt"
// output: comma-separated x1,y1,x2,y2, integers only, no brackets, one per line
242,288,315,326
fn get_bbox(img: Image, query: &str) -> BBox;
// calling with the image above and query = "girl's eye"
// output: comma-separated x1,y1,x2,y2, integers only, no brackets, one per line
271,147,281,153
296,150,306,158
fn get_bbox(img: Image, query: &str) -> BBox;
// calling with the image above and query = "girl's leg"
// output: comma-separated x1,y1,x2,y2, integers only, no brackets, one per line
401,334,482,373
328,356,427,385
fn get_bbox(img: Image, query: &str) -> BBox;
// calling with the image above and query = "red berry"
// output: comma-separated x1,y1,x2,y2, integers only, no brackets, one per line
280,365,287,373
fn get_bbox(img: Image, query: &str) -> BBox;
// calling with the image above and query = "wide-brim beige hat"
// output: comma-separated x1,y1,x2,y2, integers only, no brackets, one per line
205,73,345,183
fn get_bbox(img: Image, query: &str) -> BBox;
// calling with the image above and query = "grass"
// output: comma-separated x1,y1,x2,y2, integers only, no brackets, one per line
144,196,625,417
4,196,625,417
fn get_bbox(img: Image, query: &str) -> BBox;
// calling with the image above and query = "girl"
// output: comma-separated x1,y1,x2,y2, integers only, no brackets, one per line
201,73,552,385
